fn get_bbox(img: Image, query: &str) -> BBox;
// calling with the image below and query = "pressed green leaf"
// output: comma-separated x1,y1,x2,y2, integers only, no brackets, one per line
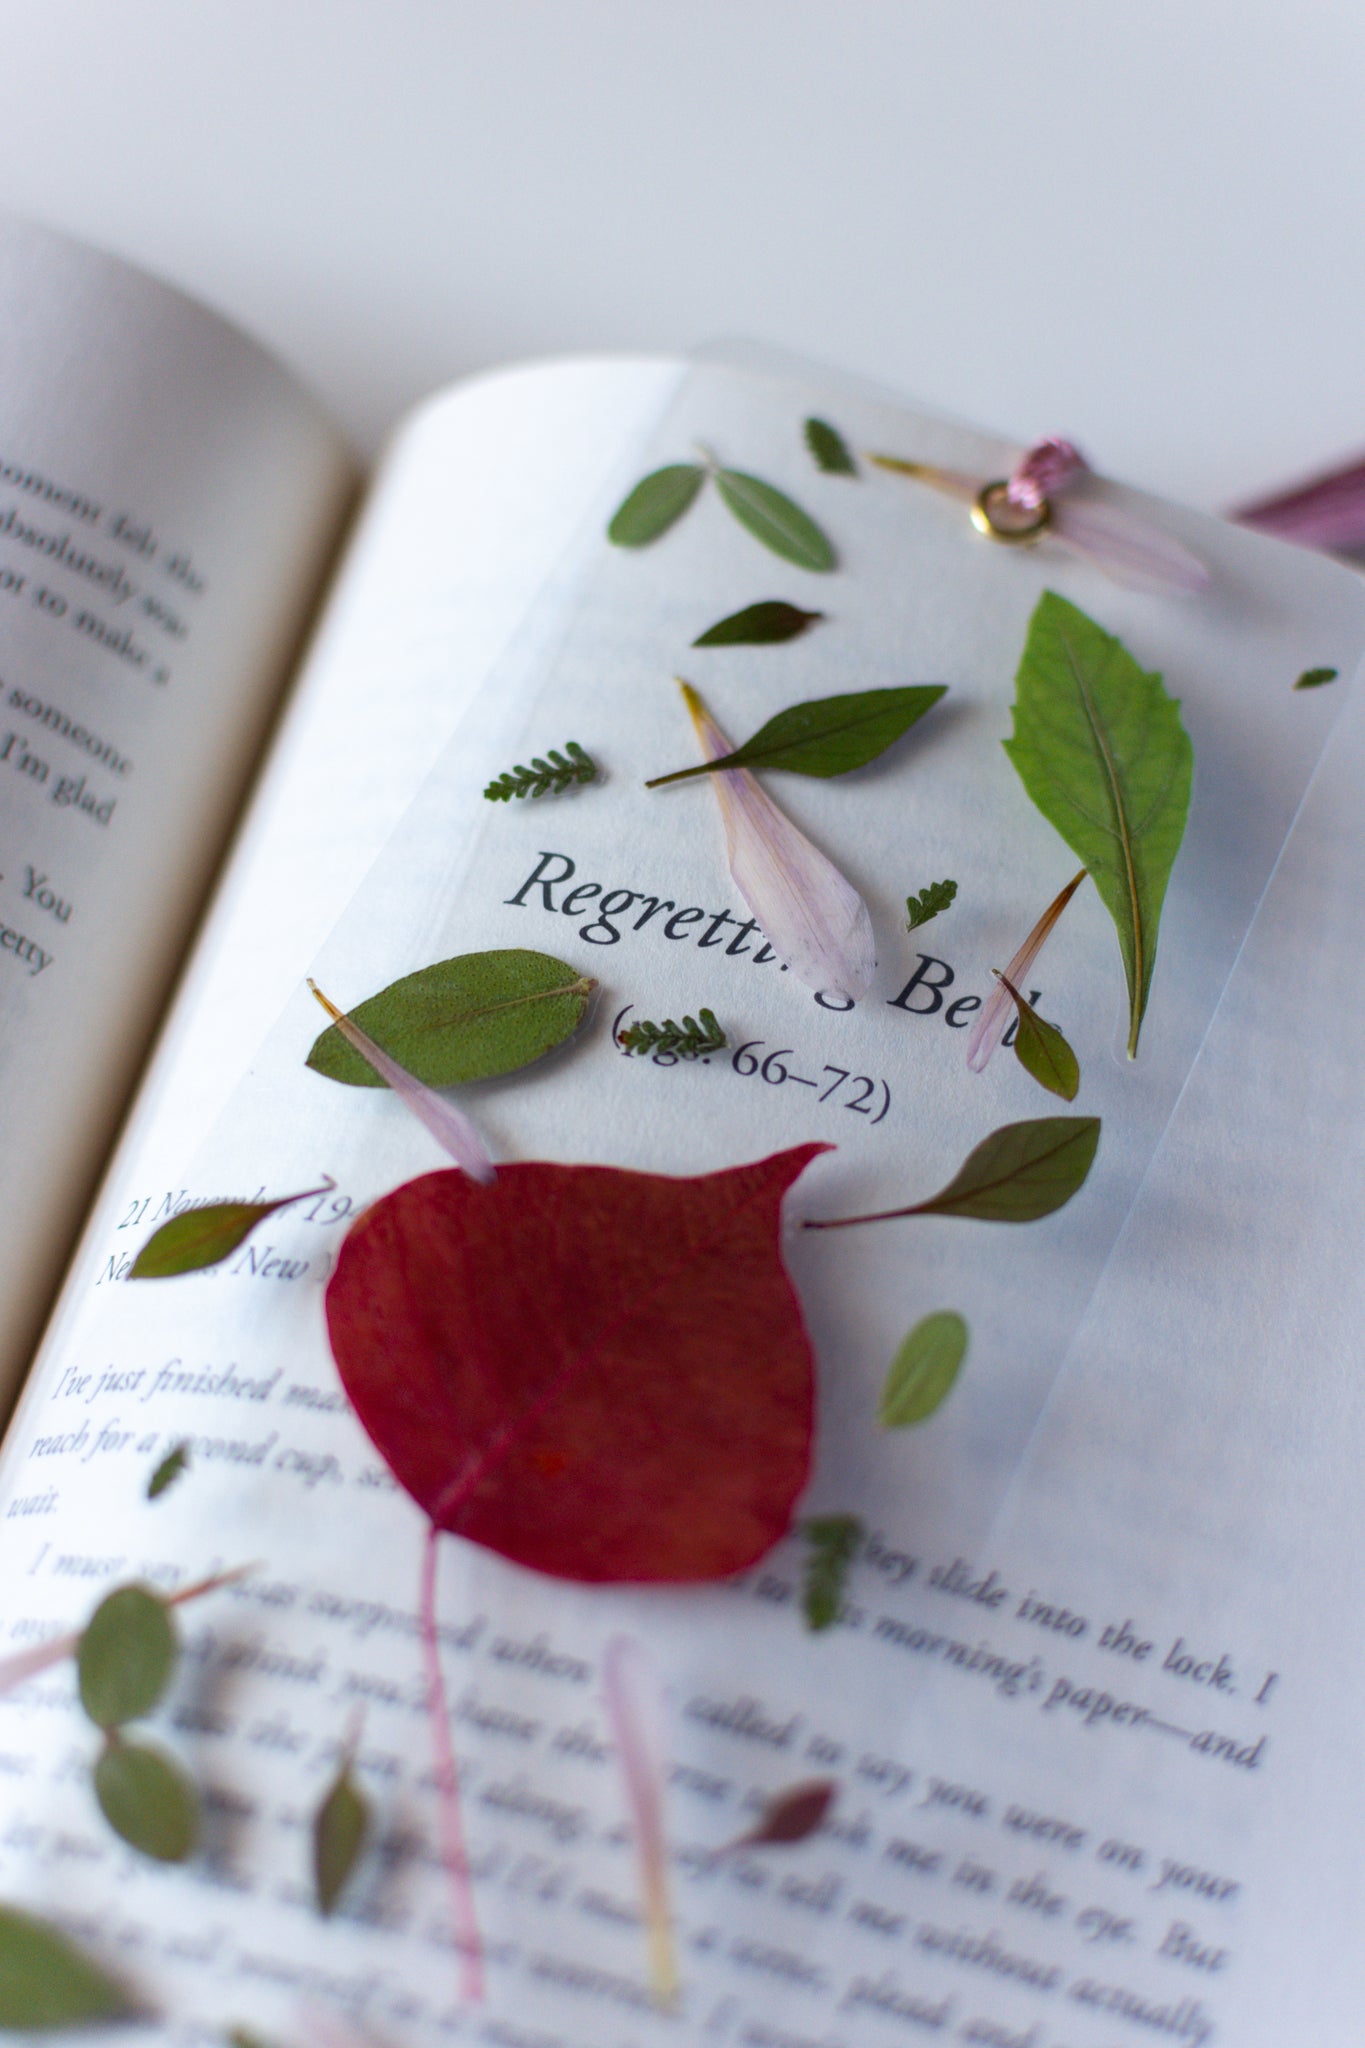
146,1442,190,1501
1001,975,1080,1102
647,686,946,786
78,1586,177,1730
692,600,823,648
1003,592,1193,1057
0,1905,133,2028
607,463,706,546
714,468,836,571
94,1739,198,1863
618,1008,726,1059
130,1191,303,1279
804,417,857,475
307,948,595,1090
879,1312,969,1427
484,741,597,802
313,1759,371,1916
1295,666,1338,690
801,1515,863,1633
914,1116,1100,1222
905,879,958,931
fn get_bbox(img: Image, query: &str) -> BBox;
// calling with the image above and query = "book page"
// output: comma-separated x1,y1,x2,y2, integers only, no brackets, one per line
0,217,353,1406
0,356,1359,2046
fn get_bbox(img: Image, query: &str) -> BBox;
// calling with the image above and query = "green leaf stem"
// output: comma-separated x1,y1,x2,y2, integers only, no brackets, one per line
93,1739,198,1863
714,467,836,571
879,1312,969,1427
999,974,1080,1101
607,463,706,546
905,879,958,931
1004,593,1193,1057
78,1586,177,1730
804,417,857,475
307,949,595,1090
483,742,597,801
692,600,823,647
313,1758,371,1917
0,1906,133,2029
646,685,946,786
806,1116,1101,1229
801,1515,863,1633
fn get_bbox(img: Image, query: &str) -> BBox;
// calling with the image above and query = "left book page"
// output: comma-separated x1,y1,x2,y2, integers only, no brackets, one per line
0,216,354,1405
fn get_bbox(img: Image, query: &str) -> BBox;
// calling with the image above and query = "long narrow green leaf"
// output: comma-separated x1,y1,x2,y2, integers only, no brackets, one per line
693,601,823,647
646,686,945,786
0,1907,133,2028
1003,593,1193,1057
607,464,706,546
313,1759,371,1916
714,468,836,571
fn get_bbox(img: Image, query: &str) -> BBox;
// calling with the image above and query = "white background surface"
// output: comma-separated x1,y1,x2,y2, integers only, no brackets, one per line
0,0,1359,510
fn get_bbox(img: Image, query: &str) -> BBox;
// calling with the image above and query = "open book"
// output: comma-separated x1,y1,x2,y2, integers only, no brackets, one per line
1,215,1363,2046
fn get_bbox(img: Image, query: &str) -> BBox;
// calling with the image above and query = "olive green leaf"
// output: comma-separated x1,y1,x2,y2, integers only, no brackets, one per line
879,1312,969,1427
1004,592,1193,1057
646,685,946,787
78,1585,177,1730
714,468,836,571
905,879,958,931
692,601,823,647
483,742,597,802
94,1738,198,1863
1295,666,1338,690
307,948,594,1090
618,1009,726,1060
130,1178,331,1279
804,417,857,475
146,1442,190,1501
0,1905,134,2028
999,973,1080,1101
313,1757,371,1917
807,1116,1101,1230
801,1514,863,1632
607,463,706,546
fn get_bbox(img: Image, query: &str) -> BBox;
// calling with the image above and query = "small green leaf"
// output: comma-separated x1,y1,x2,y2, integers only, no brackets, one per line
804,418,857,476
94,1738,198,1863
808,1117,1100,1230
647,686,946,786
0,1905,134,2028
714,468,836,571
1000,975,1080,1101
313,1759,371,1917
618,1008,726,1060
607,463,706,546
130,1184,318,1279
692,601,824,648
801,1514,863,1632
307,949,595,1090
146,1442,190,1501
1295,666,1338,690
905,879,958,931
1004,593,1193,1058
228,2030,279,2048
78,1585,177,1730
879,1312,969,1427
484,741,597,802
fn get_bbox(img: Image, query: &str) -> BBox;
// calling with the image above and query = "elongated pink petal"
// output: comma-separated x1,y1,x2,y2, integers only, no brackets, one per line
1234,454,1365,553
308,981,495,1184
680,686,875,1001
0,1632,79,1695
1051,498,1209,595
1007,436,1088,510
966,869,1088,1073
603,1635,677,2010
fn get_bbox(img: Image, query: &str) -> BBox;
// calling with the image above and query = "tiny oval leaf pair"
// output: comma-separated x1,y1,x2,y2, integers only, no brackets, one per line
608,459,834,571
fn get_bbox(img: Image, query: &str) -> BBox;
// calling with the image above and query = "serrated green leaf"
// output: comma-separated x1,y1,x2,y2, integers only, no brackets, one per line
801,1515,862,1633
647,686,946,786
804,417,857,476
307,949,595,1090
692,601,824,648
879,1312,969,1427
78,1585,177,1730
905,879,958,931
1001,976,1080,1101
131,1191,301,1279
313,1759,371,1916
1295,666,1338,690
1003,592,1193,1057
146,1442,190,1500
915,1116,1100,1221
607,463,706,546
94,1739,198,1862
0,1905,134,2028
714,468,836,571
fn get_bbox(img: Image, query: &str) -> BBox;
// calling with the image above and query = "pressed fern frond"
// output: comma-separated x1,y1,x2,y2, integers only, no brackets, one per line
484,741,598,802
618,1008,726,1060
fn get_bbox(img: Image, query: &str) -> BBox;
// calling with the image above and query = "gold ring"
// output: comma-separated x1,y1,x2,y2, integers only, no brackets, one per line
970,480,1051,544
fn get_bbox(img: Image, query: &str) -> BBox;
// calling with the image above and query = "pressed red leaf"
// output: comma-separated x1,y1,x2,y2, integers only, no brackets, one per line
732,1778,837,1850
325,1146,828,1583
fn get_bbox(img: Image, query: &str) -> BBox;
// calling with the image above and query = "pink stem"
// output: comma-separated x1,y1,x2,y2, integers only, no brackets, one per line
419,1523,484,2003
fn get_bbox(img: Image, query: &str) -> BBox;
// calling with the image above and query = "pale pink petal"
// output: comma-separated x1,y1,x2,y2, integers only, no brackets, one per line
1051,498,1209,595
966,869,1088,1073
603,1634,677,2010
0,1631,80,1695
681,686,875,1001
1233,454,1365,553
1007,436,1088,510
308,981,495,1184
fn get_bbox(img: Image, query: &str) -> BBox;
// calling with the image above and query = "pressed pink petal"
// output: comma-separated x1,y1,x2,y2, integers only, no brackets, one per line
603,1634,677,2009
1007,436,1088,511
0,1631,79,1695
308,982,495,1184
681,686,875,1001
966,870,1088,1073
1234,454,1365,553
1051,498,1209,594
